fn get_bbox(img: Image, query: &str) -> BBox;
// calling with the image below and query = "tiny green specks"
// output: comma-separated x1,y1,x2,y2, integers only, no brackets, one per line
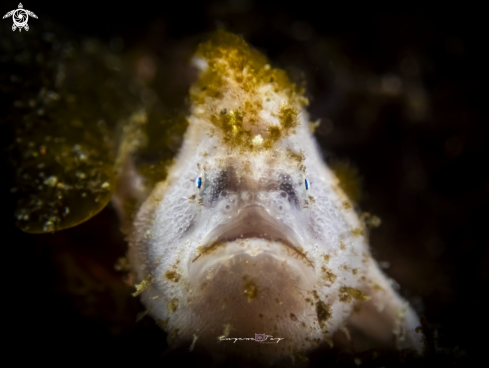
11,39,144,233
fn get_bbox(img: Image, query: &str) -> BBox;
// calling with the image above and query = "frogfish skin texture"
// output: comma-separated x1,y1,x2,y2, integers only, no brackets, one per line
113,31,425,362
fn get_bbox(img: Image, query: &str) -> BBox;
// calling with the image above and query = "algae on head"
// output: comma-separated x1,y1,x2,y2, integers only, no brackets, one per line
190,30,308,152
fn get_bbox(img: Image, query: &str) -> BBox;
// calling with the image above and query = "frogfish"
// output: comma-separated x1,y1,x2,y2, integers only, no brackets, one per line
9,29,425,363
112,31,425,361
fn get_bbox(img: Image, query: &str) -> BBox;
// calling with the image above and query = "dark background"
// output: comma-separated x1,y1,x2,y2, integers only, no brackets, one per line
2,1,487,366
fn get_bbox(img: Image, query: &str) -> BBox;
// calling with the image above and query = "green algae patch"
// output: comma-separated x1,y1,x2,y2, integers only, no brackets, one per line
5,26,189,234
3,30,147,233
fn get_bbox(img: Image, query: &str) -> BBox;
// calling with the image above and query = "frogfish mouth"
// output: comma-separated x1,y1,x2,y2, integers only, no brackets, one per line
114,31,425,362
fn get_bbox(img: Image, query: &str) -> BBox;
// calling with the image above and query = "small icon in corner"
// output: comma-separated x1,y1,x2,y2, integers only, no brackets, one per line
3,3,38,32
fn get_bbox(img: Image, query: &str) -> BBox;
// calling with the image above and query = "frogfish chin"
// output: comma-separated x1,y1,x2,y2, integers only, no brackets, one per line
113,30,425,362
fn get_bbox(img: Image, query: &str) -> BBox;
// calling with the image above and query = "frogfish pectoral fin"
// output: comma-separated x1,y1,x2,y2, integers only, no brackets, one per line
343,257,425,354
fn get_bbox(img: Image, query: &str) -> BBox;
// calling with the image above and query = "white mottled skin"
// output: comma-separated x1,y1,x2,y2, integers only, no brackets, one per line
113,52,425,362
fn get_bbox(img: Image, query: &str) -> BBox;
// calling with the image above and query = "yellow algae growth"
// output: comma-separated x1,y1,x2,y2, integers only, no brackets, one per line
190,30,308,152
165,271,181,283
167,298,179,313
315,301,332,325
321,266,337,283
243,276,258,302
132,276,153,297
339,287,371,303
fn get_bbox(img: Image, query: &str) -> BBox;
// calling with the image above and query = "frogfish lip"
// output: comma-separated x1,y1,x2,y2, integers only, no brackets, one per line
190,205,313,268
185,205,318,351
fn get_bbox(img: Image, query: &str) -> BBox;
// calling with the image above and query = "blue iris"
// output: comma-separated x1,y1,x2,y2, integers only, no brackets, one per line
305,178,310,190
195,177,202,189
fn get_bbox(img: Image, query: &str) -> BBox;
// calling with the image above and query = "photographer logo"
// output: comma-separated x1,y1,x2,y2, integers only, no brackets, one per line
3,3,38,32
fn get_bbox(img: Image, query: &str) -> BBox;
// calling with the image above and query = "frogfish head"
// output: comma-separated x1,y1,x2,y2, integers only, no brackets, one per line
184,153,321,359
119,30,424,363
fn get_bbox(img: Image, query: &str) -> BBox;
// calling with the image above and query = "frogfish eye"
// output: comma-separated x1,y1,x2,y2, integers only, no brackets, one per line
305,178,310,190
195,176,202,189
